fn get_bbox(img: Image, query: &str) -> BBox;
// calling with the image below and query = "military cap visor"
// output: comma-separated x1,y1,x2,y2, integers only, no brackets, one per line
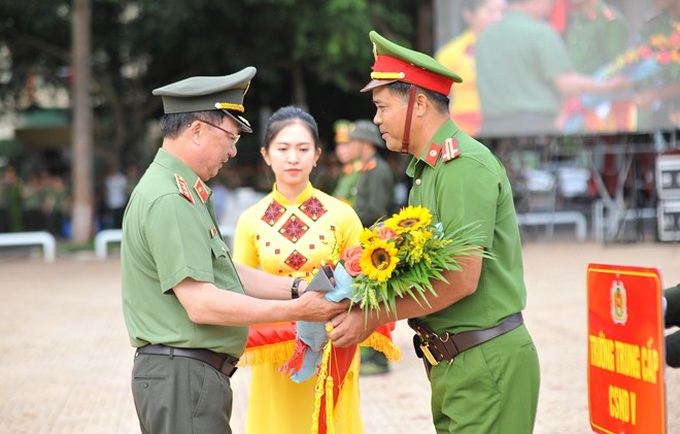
152,66,256,133
349,120,384,148
361,31,462,96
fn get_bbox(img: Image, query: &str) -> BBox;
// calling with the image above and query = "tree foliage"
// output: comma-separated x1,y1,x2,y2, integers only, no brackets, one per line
0,0,417,167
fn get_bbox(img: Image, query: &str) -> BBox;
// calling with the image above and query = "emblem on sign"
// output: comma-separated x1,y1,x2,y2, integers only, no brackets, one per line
610,279,628,325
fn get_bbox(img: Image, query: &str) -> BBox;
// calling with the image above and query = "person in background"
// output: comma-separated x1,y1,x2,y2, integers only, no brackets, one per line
42,174,68,238
475,0,631,136
434,0,507,136
103,165,128,229
3,166,23,232
331,119,361,203
347,119,395,228
563,0,631,132
121,68,348,434
329,30,540,433
564,0,627,75
632,0,680,130
21,172,45,232
343,119,396,375
232,106,398,433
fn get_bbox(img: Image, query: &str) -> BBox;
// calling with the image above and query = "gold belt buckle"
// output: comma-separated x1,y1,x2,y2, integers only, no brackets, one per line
420,341,440,366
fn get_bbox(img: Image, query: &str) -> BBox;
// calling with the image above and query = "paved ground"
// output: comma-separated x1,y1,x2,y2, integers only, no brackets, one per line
1,240,680,433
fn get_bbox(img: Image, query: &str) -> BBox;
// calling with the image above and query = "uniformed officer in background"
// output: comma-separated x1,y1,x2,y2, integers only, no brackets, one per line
342,119,395,375
121,67,348,434
331,119,361,203
328,31,540,433
348,119,394,229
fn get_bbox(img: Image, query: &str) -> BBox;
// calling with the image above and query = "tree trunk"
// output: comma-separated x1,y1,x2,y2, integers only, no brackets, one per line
71,0,94,242
292,62,308,111
417,0,434,55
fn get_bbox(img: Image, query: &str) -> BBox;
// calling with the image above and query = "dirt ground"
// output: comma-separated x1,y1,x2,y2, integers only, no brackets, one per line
0,240,679,433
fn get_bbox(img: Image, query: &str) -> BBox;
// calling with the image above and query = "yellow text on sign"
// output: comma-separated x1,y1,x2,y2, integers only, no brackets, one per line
609,385,637,425
589,332,660,383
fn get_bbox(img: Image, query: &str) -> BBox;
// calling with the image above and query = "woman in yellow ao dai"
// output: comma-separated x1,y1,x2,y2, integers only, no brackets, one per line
232,106,364,434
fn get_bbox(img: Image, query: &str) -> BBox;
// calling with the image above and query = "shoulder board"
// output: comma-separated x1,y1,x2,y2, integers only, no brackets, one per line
602,6,615,21
441,137,461,163
194,178,209,204
361,159,377,172
175,174,195,204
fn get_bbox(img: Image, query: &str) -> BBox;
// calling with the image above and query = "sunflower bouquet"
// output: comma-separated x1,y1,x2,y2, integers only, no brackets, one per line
339,205,489,315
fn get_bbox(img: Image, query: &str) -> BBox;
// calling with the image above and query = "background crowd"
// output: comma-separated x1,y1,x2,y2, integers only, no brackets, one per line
0,142,410,241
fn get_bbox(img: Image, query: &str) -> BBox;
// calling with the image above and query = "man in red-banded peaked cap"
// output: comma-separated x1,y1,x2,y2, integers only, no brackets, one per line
360,31,463,153
328,30,541,434
361,31,462,96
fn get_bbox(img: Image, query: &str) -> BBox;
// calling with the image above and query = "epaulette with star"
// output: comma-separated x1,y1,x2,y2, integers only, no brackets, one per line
175,174,195,204
360,158,377,172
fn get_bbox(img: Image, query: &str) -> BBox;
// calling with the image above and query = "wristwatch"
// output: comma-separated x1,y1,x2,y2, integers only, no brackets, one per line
291,277,304,299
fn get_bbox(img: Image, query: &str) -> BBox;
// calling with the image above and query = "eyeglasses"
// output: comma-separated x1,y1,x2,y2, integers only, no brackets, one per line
195,119,241,144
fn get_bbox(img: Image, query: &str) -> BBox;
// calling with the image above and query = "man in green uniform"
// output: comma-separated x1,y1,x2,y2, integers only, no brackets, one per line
565,0,628,75
121,67,348,434
564,0,630,132
475,0,631,136
328,31,540,433
349,119,394,228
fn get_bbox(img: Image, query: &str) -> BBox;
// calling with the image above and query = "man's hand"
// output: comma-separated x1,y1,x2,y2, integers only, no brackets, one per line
295,291,350,322
327,308,378,348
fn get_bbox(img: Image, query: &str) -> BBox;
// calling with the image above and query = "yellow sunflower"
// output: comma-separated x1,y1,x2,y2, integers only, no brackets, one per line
359,227,377,245
360,238,399,282
385,205,432,234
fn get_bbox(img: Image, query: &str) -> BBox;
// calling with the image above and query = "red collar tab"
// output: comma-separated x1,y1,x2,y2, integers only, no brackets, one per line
373,55,454,96
175,174,195,204
424,142,441,166
194,178,210,204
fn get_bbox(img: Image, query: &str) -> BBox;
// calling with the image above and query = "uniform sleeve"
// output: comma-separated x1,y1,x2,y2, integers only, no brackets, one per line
146,194,215,292
232,209,260,268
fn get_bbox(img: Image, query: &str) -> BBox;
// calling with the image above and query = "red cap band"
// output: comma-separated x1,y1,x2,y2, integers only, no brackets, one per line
371,55,454,96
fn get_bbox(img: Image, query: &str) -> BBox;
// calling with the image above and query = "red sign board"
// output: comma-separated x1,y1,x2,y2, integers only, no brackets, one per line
587,263,666,434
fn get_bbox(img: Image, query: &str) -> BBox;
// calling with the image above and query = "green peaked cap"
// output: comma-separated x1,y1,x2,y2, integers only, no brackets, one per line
152,66,257,133
362,31,462,95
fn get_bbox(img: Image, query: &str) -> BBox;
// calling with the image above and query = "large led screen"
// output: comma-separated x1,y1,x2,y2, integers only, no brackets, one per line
433,0,680,137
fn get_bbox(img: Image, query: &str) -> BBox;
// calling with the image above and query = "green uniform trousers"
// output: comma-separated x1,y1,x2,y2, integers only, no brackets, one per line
427,325,540,433
132,353,234,434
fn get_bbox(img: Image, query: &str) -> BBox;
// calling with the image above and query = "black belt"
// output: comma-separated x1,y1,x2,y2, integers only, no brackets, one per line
408,312,524,365
135,344,239,377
